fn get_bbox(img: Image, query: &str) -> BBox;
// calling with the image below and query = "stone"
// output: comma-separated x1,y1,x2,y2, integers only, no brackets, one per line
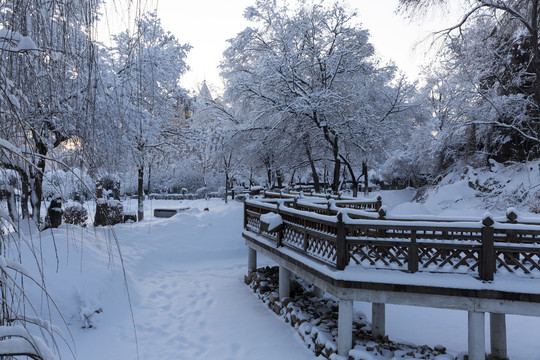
434,344,447,353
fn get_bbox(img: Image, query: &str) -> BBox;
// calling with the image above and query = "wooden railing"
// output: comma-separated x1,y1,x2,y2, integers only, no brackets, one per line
244,199,540,281
263,190,383,212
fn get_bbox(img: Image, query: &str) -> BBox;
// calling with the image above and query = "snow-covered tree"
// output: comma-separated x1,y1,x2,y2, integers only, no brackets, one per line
221,0,415,194
108,11,190,219
0,0,102,221
400,0,540,164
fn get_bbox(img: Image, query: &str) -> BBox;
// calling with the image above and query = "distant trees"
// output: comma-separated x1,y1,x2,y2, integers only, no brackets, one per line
221,0,415,194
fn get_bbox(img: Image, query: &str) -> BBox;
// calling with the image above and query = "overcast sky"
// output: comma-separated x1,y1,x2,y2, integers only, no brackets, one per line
103,1,464,95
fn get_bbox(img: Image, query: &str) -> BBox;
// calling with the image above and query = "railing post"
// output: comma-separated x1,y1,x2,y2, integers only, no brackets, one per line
480,215,495,281
378,206,387,238
505,208,517,266
302,217,308,253
276,205,283,247
408,229,418,273
258,208,262,235
243,202,248,229
376,195,382,211
378,206,387,219
336,212,347,270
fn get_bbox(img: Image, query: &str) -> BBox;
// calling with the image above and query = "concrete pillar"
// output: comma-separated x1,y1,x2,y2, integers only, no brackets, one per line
279,266,291,300
371,302,385,338
313,285,324,298
490,313,508,360
468,311,486,360
248,247,257,273
338,299,353,356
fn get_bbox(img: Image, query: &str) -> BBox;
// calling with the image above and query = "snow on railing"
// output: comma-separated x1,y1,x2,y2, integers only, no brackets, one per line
244,198,540,281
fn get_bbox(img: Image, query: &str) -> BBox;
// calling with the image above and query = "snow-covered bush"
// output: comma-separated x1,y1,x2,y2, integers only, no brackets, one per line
63,202,89,227
94,199,124,226
196,187,208,199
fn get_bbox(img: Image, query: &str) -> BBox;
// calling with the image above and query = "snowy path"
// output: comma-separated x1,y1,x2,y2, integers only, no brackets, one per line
51,200,314,360
132,262,315,360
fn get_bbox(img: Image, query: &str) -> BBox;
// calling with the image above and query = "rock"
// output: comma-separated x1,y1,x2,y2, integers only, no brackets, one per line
281,297,293,308
434,344,447,354
269,291,279,303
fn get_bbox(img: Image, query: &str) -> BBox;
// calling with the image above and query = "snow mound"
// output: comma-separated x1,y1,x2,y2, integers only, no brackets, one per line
389,202,431,216
419,160,540,216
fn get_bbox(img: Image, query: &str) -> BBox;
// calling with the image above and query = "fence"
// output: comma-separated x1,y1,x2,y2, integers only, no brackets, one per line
244,199,540,281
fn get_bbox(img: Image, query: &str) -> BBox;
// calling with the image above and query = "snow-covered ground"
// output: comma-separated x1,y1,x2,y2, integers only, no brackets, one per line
23,194,540,359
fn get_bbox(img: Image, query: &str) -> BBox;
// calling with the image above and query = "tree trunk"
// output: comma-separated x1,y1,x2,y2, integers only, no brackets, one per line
264,160,272,188
324,130,340,194
342,159,358,197
276,170,283,189
20,175,29,219
363,162,369,196
332,157,341,193
304,139,320,192
147,162,152,196
225,171,229,204
138,166,144,221
30,173,43,223
530,1,540,110
289,169,296,188
6,186,17,222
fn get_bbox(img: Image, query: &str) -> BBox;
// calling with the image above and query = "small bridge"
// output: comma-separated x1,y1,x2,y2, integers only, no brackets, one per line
243,191,540,360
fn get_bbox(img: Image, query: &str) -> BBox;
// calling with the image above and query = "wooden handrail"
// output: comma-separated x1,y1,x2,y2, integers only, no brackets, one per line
244,199,540,281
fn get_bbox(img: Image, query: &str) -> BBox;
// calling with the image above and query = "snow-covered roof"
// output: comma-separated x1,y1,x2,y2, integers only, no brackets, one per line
197,81,213,102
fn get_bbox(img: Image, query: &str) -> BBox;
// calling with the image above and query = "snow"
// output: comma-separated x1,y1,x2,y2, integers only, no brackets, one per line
30,199,314,360
260,212,283,232
16,194,540,360
390,202,431,216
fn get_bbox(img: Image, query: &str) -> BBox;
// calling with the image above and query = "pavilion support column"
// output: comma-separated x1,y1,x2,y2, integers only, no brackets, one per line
372,303,386,338
248,247,257,273
338,299,353,356
468,311,486,360
279,265,291,300
490,313,509,360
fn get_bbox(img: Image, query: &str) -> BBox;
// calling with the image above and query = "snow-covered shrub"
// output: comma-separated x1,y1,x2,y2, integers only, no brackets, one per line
94,199,124,226
42,195,63,230
196,187,208,199
99,175,121,200
63,202,89,227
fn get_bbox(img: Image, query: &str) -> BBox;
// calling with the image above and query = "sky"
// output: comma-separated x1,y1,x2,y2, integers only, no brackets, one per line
102,0,466,95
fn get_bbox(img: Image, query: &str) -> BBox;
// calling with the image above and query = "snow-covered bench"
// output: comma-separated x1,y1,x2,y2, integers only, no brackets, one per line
153,207,190,218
